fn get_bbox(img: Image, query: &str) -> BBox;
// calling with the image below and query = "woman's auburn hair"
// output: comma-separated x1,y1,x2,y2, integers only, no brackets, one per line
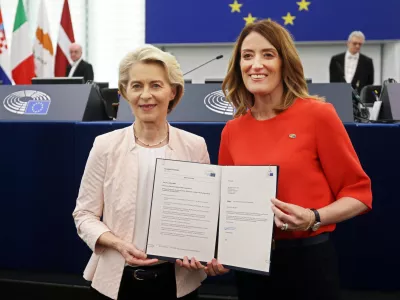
222,19,324,118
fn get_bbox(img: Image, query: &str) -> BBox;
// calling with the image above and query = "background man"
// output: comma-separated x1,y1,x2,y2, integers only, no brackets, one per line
329,31,374,94
66,43,94,83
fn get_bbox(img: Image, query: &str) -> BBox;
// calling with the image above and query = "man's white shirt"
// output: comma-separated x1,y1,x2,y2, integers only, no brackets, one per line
344,50,359,83
68,57,83,77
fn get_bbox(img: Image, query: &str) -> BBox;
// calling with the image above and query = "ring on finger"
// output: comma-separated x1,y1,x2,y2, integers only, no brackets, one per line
281,223,289,231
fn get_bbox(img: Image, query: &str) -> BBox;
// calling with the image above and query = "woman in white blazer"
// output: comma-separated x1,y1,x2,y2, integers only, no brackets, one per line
73,45,211,300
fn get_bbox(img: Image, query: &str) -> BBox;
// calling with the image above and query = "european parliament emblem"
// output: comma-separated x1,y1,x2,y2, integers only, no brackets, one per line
3,90,51,115
204,90,234,116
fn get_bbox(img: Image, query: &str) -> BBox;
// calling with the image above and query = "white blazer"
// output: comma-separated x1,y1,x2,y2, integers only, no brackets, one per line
73,124,210,299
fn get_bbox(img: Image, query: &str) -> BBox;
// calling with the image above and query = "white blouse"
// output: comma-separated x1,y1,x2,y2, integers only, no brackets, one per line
132,145,167,252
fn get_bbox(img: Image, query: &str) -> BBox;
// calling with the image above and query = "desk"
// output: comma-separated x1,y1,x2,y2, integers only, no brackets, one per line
0,121,399,290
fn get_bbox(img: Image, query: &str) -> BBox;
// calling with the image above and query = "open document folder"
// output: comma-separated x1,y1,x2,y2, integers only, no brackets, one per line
146,159,278,275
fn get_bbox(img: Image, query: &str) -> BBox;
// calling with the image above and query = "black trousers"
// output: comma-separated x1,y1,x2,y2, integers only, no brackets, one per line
90,263,198,300
235,240,341,300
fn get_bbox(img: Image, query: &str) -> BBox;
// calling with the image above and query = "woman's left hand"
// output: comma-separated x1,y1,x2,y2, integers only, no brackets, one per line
271,198,315,231
176,256,204,271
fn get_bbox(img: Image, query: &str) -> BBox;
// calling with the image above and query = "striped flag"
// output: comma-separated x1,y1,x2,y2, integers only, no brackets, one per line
55,0,75,77
11,0,35,84
34,0,54,77
0,5,11,85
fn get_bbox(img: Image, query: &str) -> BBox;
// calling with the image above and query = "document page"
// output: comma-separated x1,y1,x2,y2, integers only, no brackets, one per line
146,159,221,263
217,166,277,274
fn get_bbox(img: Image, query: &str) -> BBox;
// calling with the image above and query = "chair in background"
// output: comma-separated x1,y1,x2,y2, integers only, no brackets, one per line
100,88,120,120
360,85,381,106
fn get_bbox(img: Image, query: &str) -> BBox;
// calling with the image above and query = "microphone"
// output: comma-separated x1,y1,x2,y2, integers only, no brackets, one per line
335,61,370,122
183,55,224,76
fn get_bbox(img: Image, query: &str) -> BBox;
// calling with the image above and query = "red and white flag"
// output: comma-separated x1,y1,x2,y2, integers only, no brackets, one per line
54,0,75,77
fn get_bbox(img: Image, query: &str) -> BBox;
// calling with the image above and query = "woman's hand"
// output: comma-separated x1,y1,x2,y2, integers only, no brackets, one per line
117,240,159,266
271,198,315,231
204,259,230,276
176,256,204,271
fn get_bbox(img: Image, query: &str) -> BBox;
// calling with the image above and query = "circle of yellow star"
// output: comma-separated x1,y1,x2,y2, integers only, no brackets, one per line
244,13,257,25
229,0,243,13
282,12,296,25
297,0,311,11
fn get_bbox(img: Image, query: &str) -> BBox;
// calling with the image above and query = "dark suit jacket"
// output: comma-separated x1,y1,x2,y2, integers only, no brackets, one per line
66,59,94,83
329,52,374,94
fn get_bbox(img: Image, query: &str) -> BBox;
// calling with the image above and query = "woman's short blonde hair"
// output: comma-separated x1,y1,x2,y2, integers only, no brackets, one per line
118,45,184,113
222,19,323,118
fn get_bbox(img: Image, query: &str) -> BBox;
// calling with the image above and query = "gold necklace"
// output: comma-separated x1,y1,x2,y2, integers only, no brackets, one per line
134,123,169,147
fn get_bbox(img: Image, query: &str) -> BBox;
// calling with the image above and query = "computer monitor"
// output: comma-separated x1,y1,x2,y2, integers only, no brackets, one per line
205,79,223,84
305,78,312,83
184,79,192,84
31,77,85,84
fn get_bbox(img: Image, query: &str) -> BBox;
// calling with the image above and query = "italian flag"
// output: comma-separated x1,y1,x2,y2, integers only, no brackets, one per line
11,0,34,84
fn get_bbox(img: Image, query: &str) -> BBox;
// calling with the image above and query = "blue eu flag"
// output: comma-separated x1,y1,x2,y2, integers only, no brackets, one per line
25,100,50,115
146,0,400,44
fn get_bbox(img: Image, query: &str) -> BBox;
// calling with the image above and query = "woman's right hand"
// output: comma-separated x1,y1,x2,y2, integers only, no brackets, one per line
117,240,159,266
205,259,230,276
176,256,204,271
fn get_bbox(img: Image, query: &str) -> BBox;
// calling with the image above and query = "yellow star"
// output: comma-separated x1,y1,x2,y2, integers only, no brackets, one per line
244,13,257,25
282,12,296,25
229,0,243,13
297,0,311,11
